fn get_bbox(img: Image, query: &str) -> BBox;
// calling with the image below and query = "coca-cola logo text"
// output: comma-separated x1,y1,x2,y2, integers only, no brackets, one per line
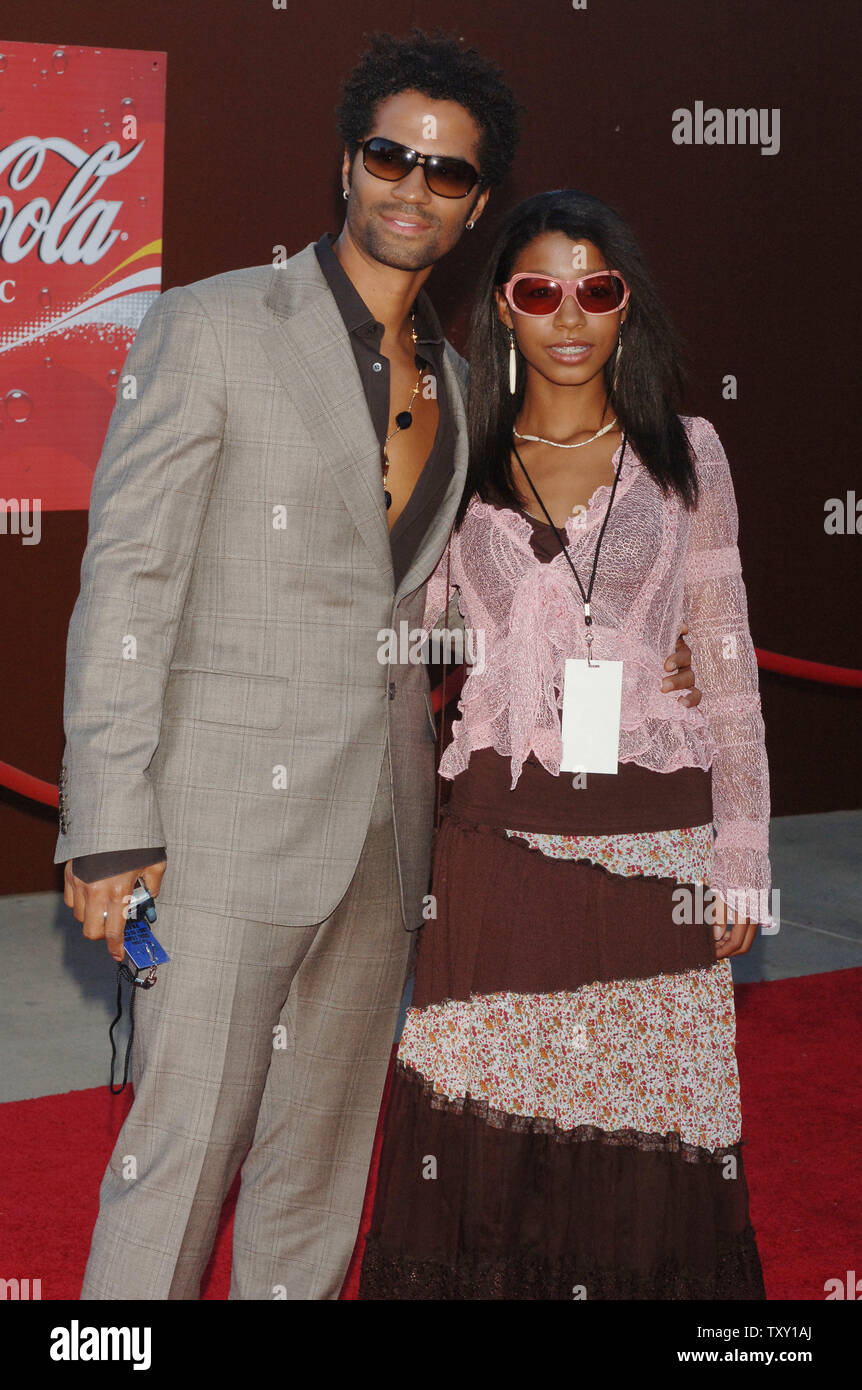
0,137,144,266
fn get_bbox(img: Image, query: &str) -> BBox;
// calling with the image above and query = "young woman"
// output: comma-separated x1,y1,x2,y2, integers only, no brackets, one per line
358,190,772,1300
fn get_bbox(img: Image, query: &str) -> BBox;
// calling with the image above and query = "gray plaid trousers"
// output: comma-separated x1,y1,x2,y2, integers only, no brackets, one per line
80,740,414,1300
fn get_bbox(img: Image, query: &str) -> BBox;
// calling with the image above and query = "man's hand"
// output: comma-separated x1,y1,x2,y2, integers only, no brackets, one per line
660,622,702,707
63,860,167,962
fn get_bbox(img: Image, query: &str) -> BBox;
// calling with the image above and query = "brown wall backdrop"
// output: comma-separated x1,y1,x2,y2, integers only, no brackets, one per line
1,0,860,894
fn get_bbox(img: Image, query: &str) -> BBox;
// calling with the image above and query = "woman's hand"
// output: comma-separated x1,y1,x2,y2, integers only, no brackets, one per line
713,900,758,959
660,623,702,706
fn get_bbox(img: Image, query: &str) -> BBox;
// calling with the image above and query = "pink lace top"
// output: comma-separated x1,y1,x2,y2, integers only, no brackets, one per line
422,415,774,927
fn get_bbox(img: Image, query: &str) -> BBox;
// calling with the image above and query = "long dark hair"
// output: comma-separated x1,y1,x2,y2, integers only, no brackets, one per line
456,189,698,527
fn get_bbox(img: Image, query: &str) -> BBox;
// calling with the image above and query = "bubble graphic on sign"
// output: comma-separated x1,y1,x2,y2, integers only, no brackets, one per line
6,389,33,423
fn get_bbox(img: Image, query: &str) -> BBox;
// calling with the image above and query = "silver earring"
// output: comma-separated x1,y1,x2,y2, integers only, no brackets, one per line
465,219,475,230
508,329,517,395
343,189,349,200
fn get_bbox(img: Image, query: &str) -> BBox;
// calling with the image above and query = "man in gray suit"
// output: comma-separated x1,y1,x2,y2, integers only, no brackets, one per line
57,32,700,1299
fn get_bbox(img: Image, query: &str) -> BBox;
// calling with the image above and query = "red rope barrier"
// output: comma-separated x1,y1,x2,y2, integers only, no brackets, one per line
0,760,59,806
2,647,859,805
430,664,466,713
753,648,862,688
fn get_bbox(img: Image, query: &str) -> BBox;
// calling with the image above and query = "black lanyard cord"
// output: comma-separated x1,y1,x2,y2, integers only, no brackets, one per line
108,964,137,1094
108,961,157,1094
511,431,628,621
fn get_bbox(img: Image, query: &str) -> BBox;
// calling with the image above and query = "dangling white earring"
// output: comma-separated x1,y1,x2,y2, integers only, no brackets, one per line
343,189,349,200
465,219,475,230
612,329,623,392
508,329,517,395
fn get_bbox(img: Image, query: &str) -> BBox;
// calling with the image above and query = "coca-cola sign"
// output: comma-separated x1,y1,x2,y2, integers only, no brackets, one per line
0,41,166,510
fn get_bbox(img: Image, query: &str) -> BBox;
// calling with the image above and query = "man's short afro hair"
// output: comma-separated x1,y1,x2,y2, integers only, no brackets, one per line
336,28,521,190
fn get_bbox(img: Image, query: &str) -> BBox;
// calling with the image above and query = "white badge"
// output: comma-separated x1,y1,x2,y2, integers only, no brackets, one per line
560,658,623,775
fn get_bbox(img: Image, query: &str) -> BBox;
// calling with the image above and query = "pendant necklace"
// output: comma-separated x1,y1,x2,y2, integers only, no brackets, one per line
382,312,424,509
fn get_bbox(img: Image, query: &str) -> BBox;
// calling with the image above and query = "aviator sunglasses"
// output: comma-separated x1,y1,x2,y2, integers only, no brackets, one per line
502,270,630,317
356,136,479,199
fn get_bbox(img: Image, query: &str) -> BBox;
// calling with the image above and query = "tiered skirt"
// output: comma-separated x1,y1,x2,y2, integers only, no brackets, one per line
358,751,765,1300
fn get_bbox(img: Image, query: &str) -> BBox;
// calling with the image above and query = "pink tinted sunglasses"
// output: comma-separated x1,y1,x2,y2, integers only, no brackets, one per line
502,269,630,317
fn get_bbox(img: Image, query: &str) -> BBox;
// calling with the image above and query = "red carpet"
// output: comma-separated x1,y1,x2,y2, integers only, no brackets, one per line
1,968,859,1300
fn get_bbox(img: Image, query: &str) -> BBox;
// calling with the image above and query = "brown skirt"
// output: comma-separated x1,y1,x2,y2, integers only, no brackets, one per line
358,750,765,1300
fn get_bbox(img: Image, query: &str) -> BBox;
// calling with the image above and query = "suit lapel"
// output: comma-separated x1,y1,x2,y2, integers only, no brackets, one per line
260,246,393,582
259,243,469,599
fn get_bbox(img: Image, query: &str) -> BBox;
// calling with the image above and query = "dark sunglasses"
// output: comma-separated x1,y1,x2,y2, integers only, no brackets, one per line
356,136,479,199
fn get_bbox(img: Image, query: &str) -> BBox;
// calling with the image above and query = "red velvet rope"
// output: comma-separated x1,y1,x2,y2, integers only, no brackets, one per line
752,647,862,688
2,647,858,805
0,759,60,806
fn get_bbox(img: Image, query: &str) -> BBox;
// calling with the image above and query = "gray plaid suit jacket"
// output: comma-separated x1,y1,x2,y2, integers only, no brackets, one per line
54,243,469,928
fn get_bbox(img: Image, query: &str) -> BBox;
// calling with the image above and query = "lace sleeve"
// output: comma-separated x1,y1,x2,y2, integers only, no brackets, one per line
683,419,776,929
420,533,457,637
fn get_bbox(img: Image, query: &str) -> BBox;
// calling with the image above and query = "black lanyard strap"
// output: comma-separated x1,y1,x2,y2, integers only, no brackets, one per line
511,431,628,627
108,960,158,1094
